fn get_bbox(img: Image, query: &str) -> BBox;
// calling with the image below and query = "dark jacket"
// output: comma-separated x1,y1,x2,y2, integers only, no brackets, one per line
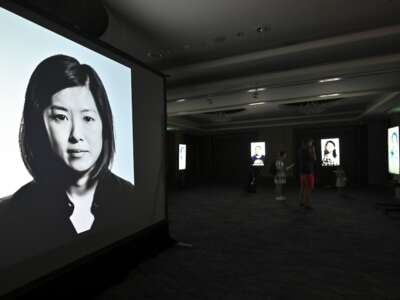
251,155,265,165
0,171,134,269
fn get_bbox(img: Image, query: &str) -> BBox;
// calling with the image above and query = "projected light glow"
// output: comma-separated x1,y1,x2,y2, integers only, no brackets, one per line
250,142,266,167
388,126,400,175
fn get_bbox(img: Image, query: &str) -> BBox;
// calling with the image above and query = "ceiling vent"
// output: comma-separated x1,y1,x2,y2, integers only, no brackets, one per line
203,108,246,122
281,99,343,115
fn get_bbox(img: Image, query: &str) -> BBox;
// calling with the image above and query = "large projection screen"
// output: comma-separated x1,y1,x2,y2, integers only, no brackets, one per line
388,126,400,175
0,1,165,296
321,138,340,167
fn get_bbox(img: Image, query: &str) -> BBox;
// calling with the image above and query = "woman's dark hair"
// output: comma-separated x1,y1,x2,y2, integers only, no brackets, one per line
324,140,337,158
19,54,115,183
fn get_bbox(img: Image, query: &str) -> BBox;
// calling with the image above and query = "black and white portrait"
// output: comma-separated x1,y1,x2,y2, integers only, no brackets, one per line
0,6,134,270
320,138,340,167
179,144,187,170
388,126,400,175
0,54,134,248
250,142,266,166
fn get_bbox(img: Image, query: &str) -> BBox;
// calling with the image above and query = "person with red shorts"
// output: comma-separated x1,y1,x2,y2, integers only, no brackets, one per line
298,139,317,209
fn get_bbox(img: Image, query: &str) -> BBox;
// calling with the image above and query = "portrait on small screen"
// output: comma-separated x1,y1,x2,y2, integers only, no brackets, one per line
321,138,340,167
179,144,186,170
250,142,266,167
388,127,400,175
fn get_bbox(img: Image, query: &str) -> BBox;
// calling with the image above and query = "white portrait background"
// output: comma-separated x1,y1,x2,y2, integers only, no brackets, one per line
250,142,266,157
320,138,340,167
250,142,266,166
0,7,134,198
178,144,186,170
388,126,400,175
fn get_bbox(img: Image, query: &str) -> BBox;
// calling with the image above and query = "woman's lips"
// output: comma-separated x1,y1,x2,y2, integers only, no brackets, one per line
67,149,89,158
67,149,88,153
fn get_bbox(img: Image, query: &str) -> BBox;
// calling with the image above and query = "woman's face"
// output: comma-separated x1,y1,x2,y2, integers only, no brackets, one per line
392,133,398,145
255,146,262,156
43,85,103,174
326,142,334,153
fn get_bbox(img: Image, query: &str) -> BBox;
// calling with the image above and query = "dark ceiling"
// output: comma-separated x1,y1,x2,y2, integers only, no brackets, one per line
21,0,400,132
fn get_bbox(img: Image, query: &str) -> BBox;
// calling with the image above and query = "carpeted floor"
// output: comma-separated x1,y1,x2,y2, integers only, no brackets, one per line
95,185,400,299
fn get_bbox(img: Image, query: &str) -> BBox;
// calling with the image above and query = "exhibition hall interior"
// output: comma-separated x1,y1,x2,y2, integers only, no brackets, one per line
1,0,400,299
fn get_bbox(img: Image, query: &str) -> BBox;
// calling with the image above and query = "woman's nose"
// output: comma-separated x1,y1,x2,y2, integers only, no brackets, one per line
68,119,84,143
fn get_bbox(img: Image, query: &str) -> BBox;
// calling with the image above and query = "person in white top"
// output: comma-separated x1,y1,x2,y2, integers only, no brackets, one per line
274,151,294,201
333,166,347,196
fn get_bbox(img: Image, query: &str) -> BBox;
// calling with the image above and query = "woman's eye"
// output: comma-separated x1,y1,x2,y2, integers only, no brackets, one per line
84,116,95,122
52,114,68,121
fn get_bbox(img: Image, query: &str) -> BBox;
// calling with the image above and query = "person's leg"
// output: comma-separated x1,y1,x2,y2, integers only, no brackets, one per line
305,174,315,208
309,188,313,207
338,186,343,197
311,174,315,206
299,176,305,206
304,186,310,207
276,184,282,199
281,183,286,200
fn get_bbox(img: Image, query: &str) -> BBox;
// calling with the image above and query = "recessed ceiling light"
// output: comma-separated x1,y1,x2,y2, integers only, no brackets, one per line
176,98,186,103
319,93,341,98
247,87,266,93
319,77,342,83
249,102,266,106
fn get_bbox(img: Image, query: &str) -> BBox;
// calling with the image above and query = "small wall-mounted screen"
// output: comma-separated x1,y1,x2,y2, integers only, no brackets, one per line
388,126,400,175
320,138,340,167
250,142,266,167
179,144,186,170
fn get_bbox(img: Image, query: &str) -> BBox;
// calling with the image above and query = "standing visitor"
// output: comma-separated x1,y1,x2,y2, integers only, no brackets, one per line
298,139,317,209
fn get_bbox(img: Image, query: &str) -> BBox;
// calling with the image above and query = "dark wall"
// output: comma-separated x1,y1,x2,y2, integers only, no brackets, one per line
366,119,389,185
167,119,393,188
208,132,254,183
167,132,212,188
